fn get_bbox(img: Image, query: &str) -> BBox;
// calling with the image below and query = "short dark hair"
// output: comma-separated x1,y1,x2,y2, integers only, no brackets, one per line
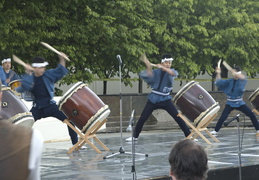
233,66,241,72
169,139,208,180
32,56,45,64
161,54,172,60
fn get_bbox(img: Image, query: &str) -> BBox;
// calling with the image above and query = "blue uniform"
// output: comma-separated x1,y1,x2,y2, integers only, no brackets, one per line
134,68,191,138
0,66,6,86
4,70,19,85
16,64,78,145
214,78,259,132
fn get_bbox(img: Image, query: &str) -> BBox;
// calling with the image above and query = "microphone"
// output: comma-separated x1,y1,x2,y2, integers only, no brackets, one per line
126,109,135,132
116,55,122,65
224,114,240,127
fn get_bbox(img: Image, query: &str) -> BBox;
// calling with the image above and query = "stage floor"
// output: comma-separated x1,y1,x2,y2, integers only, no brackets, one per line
40,127,259,180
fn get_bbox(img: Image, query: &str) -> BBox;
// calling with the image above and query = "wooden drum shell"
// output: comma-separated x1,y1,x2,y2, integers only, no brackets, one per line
58,82,110,133
1,87,34,127
173,81,220,126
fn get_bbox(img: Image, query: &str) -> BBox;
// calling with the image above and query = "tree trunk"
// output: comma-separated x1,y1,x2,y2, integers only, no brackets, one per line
103,81,107,95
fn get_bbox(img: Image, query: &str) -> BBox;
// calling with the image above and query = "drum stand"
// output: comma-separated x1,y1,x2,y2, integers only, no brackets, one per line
64,119,109,154
178,112,220,145
252,109,259,116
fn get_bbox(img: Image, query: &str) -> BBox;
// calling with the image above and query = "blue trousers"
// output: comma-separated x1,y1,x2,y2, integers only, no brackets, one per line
30,103,78,145
134,100,191,138
215,104,259,132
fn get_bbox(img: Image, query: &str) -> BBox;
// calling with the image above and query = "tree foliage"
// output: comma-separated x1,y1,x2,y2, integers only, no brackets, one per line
0,0,258,93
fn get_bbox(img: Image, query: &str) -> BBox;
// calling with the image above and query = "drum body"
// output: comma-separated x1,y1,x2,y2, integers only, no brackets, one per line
1,87,34,127
173,81,220,126
8,80,21,90
58,82,111,133
249,87,259,111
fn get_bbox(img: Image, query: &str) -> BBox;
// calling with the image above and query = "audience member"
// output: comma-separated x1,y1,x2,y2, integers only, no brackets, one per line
169,139,208,180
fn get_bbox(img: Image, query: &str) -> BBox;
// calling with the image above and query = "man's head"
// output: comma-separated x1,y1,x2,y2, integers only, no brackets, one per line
169,139,208,180
161,54,173,68
31,57,49,77
232,66,242,80
2,58,12,72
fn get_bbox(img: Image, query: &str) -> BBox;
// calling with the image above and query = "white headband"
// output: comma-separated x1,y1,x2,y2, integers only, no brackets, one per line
161,58,173,63
2,58,11,64
32,62,49,67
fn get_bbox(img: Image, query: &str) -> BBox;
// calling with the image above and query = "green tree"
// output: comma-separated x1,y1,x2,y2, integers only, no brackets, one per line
0,0,258,94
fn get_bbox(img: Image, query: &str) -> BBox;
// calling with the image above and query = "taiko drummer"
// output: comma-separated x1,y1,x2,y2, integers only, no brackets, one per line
2,58,20,85
0,64,6,86
126,54,192,141
211,66,259,137
15,54,79,145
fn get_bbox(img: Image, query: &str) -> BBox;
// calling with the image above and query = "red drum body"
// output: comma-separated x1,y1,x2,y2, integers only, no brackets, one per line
1,87,34,127
173,81,220,126
58,82,111,133
249,87,259,111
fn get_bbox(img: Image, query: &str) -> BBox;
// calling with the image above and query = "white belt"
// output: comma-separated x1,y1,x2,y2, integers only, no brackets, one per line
151,90,170,96
227,98,243,102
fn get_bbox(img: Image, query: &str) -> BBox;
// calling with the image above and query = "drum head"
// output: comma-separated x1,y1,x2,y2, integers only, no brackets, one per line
81,105,111,133
8,79,21,87
194,103,220,126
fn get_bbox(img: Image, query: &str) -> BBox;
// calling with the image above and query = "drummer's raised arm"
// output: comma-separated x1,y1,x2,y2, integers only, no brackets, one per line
58,52,67,67
156,64,176,76
215,67,221,79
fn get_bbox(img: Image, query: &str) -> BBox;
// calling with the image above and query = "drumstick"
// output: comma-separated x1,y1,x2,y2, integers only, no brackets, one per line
12,55,35,72
40,42,70,61
150,63,157,67
139,53,157,67
222,61,233,71
217,59,222,68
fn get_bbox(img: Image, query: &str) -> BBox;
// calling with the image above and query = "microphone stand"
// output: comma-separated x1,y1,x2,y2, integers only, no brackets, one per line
236,115,242,180
224,114,242,180
104,55,148,159
130,110,148,180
